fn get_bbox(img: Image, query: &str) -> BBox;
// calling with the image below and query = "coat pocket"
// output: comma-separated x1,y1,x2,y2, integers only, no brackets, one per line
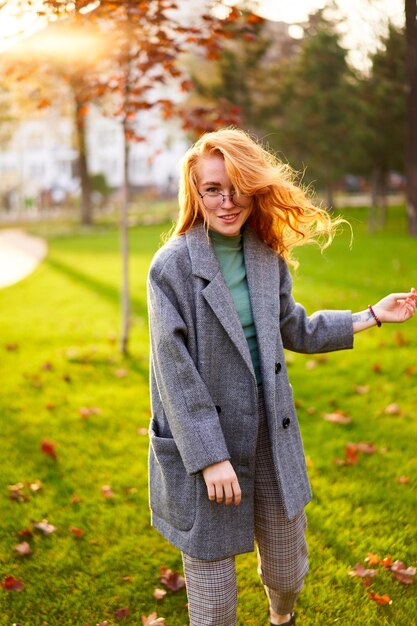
149,422,196,532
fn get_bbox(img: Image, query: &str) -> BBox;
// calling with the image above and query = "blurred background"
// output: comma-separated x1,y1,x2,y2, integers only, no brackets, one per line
1,3,416,625
0,0,414,234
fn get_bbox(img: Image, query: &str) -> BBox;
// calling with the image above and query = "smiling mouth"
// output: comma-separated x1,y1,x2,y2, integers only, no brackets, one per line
219,213,240,221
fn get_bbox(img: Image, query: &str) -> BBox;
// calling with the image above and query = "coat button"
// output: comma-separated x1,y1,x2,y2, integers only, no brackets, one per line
282,417,291,429
275,362,282,374
215,405,222,414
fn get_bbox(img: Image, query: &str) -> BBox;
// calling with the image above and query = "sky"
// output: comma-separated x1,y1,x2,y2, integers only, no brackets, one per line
0,0,406,66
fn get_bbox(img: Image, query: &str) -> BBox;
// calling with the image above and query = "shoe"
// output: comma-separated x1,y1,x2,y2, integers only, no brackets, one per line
270,612,296,626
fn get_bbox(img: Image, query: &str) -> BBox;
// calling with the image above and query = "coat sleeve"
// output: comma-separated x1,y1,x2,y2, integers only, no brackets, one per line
147,269,231,476
278,256,354,353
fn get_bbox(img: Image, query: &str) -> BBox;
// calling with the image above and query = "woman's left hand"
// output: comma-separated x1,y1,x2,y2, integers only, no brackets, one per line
374,288,417,324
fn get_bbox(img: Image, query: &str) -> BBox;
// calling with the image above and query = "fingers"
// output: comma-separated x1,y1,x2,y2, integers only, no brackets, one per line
202,461,242,506
211,477,241,506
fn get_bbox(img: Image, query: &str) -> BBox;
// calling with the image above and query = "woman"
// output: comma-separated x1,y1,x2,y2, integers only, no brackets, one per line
147,128,416,626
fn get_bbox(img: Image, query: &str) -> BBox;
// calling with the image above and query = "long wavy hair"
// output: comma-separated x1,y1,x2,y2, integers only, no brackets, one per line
170,127,347,266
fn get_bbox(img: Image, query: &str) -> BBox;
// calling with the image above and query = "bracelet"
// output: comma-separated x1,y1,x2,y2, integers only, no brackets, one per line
368,304,382,327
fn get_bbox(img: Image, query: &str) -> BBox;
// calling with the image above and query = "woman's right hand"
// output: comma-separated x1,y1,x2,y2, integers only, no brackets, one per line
202,460,242,506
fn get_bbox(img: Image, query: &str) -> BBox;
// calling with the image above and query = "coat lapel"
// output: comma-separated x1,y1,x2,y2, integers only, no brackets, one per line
243,226,280,393
186,223,256,379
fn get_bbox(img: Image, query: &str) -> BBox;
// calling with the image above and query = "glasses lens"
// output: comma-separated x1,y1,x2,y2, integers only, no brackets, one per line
200,192,251,209
233,193,251,207
202,193,222,209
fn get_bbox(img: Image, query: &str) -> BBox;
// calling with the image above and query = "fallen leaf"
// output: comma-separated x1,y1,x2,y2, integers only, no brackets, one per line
115,607,130,620
5,343,18,351
404,365,416,376
396,475,410,485
16,528,32,538
372,363,382,373
114,369,128,378
348,563,378,578
394,331,409,346
137,427,148,436
306,359,318,370
121,576,133,582
69,526,85,537
365,553,380,565
41,362,54,370
390,561,416,584
15,541,32,556
41,439,58,459
8,483,27,501
345,444,360,465
141,613,166,626
153,588,167,599
380,556,393,569
367,590,392,605
160,567,185,591
30,480,42,492
384,403,401,415
1,576,23,591
71,494,81,504
32,519,56,535
45,402,56,410
355,385,370,395
79,406,101,419
101,485,114,498
306,407,316,415
353,442,377,454
322,411,351,424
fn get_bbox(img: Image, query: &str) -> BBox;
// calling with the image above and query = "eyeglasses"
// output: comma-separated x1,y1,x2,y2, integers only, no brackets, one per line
198,190,252,210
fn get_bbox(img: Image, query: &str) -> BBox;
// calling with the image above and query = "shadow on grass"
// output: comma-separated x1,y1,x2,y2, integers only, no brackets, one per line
46,256,150,383
46,256,148,319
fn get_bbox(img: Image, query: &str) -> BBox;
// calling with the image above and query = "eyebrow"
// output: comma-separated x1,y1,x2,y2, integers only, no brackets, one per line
201,180,222,186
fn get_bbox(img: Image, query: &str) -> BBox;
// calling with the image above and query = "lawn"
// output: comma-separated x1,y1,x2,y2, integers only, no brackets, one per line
0,206,416,626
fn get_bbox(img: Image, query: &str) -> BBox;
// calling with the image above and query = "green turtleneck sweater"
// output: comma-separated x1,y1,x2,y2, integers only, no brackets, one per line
209,229,262,385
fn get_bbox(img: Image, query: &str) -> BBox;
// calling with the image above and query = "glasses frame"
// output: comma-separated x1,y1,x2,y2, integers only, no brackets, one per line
198,190,251,210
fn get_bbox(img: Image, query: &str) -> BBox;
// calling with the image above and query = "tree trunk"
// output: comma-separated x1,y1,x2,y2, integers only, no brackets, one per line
405,0,417,235
119,127,130,355
74,97,93,225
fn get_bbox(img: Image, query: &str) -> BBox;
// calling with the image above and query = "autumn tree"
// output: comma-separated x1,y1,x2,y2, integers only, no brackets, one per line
38,0,263,353
405,0,417,235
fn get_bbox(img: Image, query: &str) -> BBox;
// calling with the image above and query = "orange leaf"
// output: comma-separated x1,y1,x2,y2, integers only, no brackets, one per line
396,475,410,484
69,526,85,537
365,553,380,565
380,556,393,568
367,591,392,605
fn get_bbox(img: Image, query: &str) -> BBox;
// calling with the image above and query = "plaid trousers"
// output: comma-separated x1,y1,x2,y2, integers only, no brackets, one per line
182,386,308,626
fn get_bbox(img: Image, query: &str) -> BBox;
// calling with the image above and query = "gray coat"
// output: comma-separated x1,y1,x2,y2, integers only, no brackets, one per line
147,222,353,560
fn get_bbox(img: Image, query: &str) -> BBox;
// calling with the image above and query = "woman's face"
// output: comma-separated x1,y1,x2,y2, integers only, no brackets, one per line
196,154,253,237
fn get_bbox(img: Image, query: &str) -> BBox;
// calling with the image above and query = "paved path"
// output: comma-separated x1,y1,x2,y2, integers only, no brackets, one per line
0,229,48,289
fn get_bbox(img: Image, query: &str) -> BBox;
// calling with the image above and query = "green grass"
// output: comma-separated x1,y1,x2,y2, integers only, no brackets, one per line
0,206,416,625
